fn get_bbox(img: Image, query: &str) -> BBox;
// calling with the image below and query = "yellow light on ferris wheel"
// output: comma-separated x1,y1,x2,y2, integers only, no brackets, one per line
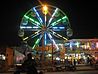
42,5,48,15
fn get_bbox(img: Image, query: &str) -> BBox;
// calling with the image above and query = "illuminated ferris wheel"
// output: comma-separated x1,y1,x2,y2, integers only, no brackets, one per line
19,5,73,52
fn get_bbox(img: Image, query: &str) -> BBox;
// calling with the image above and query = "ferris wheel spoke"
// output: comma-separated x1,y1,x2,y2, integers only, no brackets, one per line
49,29,59,38
51,26,65,31
47,8,58,27
23,30,41,41
20,26,41,31
49,16,68,28
44,15,47,26
33,7,43,25
47,33,59,51
44,33,47,45
50,30,68,40
49,31,61,39
24,15,41,28
32,34,43,49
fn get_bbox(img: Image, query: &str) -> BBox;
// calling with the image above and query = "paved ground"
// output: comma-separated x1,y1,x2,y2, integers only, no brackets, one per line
1,64,98,74
46,71,98,74
1,71,98,74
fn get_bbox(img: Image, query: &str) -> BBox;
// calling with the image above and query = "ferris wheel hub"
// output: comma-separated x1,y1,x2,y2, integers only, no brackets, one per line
41,25,47,31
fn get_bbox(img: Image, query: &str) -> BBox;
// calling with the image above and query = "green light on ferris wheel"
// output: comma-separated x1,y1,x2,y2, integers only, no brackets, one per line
32,39,40,49
51,16,67,27
32,35,43,49
24,15,40,26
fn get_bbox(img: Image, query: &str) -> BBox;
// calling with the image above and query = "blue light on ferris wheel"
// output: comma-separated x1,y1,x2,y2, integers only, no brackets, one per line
33,7,43,24
52,27,65,31
44,33,47,45
59,27,65,29
33,26,39,29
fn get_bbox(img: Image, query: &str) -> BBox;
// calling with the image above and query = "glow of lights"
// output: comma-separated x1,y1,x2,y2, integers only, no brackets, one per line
76,42,80,48
57,34,62,37
20,26,25,29
50,16,67,27
96,42,98,48
35,30,40,34
33,26,39,28
32,31,41,38
84,45,87,49
44,33,47,45
16,64,22,66
70,42,73,49
62,16,67,19
48,33,59,51
0,55,6,60
33,7,43,24
32,57,34,59
24,15,40,27
52,27,65,31
56,57,60,61
27,26,32,28
83,55,86,60
95,57,98,60
47,8,58,27
87,42,90,48
23,30,41,41
20,26,32,29
61,59,64,62
2,56,6,60
50,30,68,40
31,33,40,38
53,27,58,29
23,37,28,41
45,15,46,26
68,56,71,60
32,35,43,49
65,57,67,59
59,27,65,29
63,37,68,40
42,5,48,15
48,54,52,57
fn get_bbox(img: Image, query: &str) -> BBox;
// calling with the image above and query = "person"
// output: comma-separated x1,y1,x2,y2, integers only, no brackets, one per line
87,56,89,63
39,71,44,74
22,53,38,74
73,59,76,67
65,58,69,70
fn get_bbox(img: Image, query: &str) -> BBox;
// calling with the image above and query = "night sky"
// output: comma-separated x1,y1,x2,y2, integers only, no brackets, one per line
0,0,98,47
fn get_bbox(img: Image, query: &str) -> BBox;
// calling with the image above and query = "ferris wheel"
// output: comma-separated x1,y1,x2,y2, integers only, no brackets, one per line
19,5,73,52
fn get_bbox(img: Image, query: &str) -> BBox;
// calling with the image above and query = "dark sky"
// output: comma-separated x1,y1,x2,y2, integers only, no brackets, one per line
0,0,98,47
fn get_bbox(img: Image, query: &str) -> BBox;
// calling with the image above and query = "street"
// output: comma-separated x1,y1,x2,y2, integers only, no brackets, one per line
1,71,98,74
46,71,98,74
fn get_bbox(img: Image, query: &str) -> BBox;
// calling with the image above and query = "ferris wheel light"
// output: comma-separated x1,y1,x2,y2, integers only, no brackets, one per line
20,5,72,51
23,37,28,41
42,5,48,15
43,5,48,11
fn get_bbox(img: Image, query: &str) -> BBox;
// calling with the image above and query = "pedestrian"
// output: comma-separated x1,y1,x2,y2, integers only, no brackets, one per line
22,53,38,74
73,59,76,67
